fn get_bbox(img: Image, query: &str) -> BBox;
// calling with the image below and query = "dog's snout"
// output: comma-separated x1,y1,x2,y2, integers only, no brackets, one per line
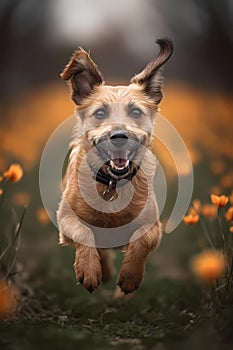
110,130,128,147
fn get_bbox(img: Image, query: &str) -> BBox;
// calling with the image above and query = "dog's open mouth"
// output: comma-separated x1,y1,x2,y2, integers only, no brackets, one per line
109,158,130,175
107,150,133,177
93,135,141,179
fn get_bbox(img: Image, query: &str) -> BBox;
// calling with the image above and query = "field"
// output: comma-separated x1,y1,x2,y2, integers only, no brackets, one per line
0,83,233,350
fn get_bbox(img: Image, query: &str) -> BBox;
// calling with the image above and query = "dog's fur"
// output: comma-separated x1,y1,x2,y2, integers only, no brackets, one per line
57,39,173,294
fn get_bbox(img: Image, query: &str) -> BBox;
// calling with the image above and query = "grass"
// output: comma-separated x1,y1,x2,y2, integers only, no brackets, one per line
1,246,233,350
1,156,233,349
0,262,201,349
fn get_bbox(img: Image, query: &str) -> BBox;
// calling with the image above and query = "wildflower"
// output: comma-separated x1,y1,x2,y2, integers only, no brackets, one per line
191,250,225,283
188,207,196,215
192,199,201,213
0,189,3,196
183,213,199,225
209,186,221,196
210,194,228,207
0,279,18,319
3,164,23,183
202,204,218,218
229,226,233,233
225,207,233,222
36,207,50,224
13,192,30,206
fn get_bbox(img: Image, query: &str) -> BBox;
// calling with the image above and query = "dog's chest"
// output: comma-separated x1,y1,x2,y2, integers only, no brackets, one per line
70,178,156,230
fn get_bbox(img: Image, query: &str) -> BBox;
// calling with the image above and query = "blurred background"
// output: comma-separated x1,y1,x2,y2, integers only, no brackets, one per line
1,0,233,271
1,0,233,166
0,0,233,345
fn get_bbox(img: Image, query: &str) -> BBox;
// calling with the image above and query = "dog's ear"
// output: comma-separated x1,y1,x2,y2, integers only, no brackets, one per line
61,48,104,105
130,39,173,104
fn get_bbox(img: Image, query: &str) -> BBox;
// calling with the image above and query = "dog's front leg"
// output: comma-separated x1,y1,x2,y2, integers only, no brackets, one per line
74,243,102,293
117,221,162,294
57,197,102,293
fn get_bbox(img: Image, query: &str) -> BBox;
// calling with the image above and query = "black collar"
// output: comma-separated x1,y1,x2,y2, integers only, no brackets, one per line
90,165,139,189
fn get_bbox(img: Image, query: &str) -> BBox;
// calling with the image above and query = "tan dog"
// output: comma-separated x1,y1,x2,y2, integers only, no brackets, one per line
57,39,173,294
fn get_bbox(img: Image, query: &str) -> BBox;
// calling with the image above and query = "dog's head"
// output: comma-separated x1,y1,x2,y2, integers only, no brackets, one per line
61,39,173,181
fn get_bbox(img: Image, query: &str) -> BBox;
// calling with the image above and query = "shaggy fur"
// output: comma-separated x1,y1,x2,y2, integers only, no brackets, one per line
57,39,173,294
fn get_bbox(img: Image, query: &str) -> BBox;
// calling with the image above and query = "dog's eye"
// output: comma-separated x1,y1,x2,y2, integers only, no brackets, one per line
93,108,108,120
129,107,143,119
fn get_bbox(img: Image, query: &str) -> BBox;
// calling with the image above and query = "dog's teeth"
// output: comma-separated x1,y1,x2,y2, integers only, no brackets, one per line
110,159,129,170
110,160,115,168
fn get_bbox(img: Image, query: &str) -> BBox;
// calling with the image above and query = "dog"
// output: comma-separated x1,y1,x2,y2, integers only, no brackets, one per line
57,39,173,294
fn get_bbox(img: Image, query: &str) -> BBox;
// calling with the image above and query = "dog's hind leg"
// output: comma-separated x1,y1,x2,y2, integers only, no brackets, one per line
117,221,162,294
98,249,115,283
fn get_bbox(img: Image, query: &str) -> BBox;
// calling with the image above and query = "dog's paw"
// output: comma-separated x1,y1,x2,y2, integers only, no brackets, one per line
117,263,144,294
75,260,102,293
113,285,134,299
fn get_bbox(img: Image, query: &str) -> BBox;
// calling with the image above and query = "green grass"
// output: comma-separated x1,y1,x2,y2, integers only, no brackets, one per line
1,156,233,349
1,245,233,350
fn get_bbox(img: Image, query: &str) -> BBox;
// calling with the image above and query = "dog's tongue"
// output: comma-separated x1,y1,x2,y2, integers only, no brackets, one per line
112,158,127,168
112,150,128,168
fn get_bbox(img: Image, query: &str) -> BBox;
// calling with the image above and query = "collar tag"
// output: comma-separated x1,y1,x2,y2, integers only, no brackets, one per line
102,180,118,202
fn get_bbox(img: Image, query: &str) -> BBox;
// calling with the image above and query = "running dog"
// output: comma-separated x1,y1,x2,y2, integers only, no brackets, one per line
57,39,173,294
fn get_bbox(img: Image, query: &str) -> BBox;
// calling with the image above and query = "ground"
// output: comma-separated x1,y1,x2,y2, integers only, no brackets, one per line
1,243,233,350
0,156,233,350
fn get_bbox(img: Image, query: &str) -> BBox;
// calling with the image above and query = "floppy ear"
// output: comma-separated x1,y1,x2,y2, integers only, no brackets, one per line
130,39,173,104
61,48,104,105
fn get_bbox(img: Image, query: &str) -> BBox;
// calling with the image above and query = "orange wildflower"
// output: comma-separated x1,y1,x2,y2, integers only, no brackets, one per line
229,226,233,233
36,207,50,224
202,204,217,218
192,199,201,213
3,164,23,182
188,207,196,215
209,186,221,196
0,189,3,196
13,192,30,206
183,212,199,225
225,207,233,222
191,250,225,283
0,279,18,319
210,194,228,207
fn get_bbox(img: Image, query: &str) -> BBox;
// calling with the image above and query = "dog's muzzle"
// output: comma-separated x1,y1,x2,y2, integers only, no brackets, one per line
108,130,130,176
89,129,144,188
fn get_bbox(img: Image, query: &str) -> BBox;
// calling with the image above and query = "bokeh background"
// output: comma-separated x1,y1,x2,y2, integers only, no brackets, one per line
0,0,233,348
1,0,233,170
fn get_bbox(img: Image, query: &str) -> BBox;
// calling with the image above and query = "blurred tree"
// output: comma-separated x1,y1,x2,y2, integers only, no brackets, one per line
159,0,233,91
0,0,60,99
0,0,233,101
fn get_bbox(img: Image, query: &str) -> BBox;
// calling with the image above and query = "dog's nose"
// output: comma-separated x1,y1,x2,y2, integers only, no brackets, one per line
110,130,128,147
